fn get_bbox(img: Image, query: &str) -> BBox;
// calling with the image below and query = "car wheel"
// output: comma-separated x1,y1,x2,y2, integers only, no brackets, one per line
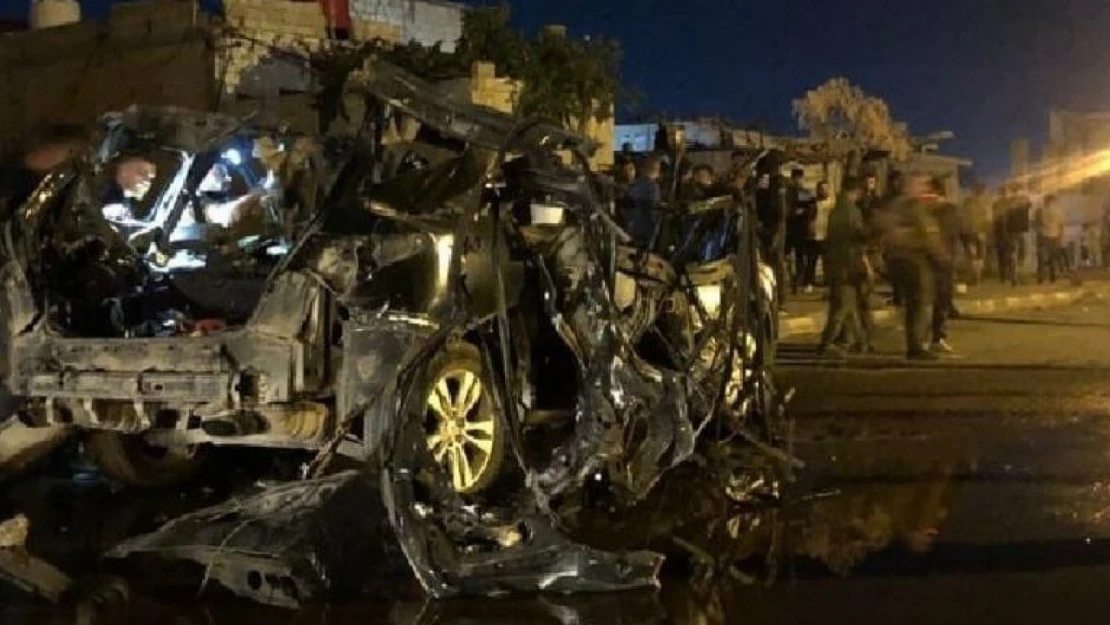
420,342,505,495
84,431,205,488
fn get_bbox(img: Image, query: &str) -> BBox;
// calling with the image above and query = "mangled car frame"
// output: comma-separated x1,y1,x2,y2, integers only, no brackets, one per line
0,57,791,598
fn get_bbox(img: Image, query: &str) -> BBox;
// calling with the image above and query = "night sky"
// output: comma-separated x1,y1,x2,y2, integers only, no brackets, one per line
4,0,1110,180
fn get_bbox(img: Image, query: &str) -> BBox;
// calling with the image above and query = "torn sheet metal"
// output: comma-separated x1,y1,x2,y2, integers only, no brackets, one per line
0,514,73,603
0,420,70,484
106,471,405,609
107,469,660,607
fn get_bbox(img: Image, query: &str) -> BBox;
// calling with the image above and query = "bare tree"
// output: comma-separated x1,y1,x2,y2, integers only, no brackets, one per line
792,78,912,162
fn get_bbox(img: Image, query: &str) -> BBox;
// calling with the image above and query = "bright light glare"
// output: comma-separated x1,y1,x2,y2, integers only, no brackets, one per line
614,273,636,309
695,284,722,317
530,202,566,225
222,149,242,166
435,235,454,285
1012,148,1110,195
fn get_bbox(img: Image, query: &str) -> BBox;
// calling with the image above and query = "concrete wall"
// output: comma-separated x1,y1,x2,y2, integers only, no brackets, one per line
0,0,214,150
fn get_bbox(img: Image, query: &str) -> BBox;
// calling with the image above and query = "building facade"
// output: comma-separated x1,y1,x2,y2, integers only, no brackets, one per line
0,0,466,150
0,0,617,167
0,1,216,151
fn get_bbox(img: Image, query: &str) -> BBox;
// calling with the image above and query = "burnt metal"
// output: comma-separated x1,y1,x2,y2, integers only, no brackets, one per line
107,471,405,609
0,56,793,601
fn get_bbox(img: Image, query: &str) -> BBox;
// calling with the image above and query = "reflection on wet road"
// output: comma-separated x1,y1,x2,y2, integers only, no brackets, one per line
9,300,1110,623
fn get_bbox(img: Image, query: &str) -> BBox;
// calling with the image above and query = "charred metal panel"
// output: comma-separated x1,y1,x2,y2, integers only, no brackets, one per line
27,371,229,402
459,213,525,319
10,332,301,404
336,314,435,454
0,263,36,339
108,471,406,609
249,271,323,338
18,337,228,373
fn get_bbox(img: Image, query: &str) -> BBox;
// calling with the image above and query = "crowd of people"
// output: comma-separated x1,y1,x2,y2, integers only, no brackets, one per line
610,147,1110,362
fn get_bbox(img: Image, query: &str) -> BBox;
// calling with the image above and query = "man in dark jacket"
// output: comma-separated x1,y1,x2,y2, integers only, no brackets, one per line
926,178,961,353
877,174,948,360
997,184,1032,285
679,163,719,201
785,168,816,295
881,170,906,306
622,154,664,246
754,152,788,305
859,170,882,226
817,177,869,356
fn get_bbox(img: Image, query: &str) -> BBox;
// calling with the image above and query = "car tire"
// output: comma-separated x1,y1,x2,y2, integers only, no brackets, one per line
417,342,506,496
84,431,206,488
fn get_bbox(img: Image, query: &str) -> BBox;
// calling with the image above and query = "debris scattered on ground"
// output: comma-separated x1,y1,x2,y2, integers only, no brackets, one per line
0,513,73,603
0,422,70,484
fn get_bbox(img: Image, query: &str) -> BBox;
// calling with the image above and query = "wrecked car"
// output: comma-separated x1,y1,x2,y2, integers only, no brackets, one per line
0,57,792,600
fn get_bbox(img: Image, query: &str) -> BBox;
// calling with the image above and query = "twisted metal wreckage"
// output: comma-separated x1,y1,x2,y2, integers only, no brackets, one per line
0,57,797,606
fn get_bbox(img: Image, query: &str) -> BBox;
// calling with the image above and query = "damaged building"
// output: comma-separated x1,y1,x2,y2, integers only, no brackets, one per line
0,0,615,167
0,0,465,147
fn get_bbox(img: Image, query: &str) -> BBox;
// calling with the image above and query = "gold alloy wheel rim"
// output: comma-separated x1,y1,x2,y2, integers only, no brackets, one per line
424,368,496,493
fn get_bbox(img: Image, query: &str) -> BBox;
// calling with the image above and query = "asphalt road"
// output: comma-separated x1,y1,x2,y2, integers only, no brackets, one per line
7,296,1110,624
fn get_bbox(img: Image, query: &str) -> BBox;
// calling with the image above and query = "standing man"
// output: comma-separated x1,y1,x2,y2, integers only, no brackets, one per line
621,154,664,245
811,180,835,289
877,174,947,360
855,171,883,352
1083,221,1102,270
1003,184,1033,285
785,168,815,295
754,152,788,306
882,170,906,306
991,186,1014,285
961,183,993,286
817,177,870,356
927,178,961,353
858,170,882,225
1036,194,1066,283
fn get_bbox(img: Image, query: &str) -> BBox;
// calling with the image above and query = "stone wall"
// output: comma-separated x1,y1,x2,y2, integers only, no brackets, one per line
216,0,463,108
577,111,615,169
349,0,462,51
438,61,521,114
219,0,326,97
438,62,613,168
0,0,214,150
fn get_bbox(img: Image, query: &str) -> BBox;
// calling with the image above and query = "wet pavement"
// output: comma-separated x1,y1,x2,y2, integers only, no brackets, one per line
7,297,1110,623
